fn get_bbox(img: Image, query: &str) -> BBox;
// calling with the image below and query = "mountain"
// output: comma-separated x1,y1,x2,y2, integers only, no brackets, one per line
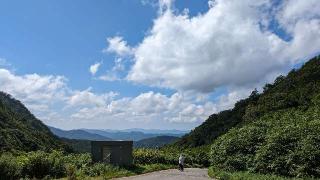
175,56,320,148
173,55,320,177
0,92,69,152
134,136,180,148
83,129,185,141
110,128,189,135
49,126,112,141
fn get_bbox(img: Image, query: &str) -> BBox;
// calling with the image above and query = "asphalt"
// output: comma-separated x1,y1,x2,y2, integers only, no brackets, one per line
114,168,212,180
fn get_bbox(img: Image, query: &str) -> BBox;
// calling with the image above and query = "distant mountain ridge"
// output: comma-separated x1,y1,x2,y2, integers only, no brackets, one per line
82,129,186,141
88,128,189,135
48,126,112,141
48,126,187,142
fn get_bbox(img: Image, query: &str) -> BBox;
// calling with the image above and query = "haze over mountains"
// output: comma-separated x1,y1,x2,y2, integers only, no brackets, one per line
82,129,187,141
47,126,185,151
48,126,187,150
48,126,112,141
49,126,186,141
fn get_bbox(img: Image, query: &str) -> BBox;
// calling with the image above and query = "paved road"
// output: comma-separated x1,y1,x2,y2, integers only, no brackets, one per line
114,168,211,180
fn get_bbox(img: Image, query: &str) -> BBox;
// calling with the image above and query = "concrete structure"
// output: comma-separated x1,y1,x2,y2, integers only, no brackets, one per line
91,141,133,165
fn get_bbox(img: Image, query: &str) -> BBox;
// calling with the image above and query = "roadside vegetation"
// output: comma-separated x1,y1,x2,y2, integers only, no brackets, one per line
0,150,175,179
207,167,315,180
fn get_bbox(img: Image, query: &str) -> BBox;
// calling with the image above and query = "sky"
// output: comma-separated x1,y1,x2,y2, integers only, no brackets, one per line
0,0,319,130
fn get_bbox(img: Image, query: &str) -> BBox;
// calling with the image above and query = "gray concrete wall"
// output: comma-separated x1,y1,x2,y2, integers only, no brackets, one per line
91,141,133,165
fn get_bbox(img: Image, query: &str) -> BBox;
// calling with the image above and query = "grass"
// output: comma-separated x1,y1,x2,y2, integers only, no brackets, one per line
57,163,176,180
208,167,319,180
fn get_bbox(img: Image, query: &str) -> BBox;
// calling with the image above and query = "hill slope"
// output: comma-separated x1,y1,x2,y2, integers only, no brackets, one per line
0,92,69,152
172,55,320,177
176,55,320,148
134,136,180,148
49,126,112,141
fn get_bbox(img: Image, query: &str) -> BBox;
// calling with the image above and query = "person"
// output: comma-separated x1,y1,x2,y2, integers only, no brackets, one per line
178,154,185,171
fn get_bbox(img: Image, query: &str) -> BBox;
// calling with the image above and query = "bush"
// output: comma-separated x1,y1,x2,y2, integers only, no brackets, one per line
19,151,52,178
210,104,320,178
0,150,176,179
65,164,77,180
48,150,67,177
0,153,21,180
208,166,307,180
133,148,174,164
63,153,92,169
133,145,210,167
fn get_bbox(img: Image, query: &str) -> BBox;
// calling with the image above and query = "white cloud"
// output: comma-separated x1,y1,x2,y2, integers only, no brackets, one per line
125,0,320,93
0,68,67,104
98,72,121,81
71,91,216,124
103,36,134,57
67,88,118,107
0,66,253,129
276,0,320,33
89,62,101,75
2,0,320,130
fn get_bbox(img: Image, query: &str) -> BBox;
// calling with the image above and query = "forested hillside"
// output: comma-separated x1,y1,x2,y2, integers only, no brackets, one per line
176,55,320,148
0,92,69,152
171,55,320,177
134,136,180,148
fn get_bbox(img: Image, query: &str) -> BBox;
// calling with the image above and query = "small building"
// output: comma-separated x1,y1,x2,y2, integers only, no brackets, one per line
91,141,133,165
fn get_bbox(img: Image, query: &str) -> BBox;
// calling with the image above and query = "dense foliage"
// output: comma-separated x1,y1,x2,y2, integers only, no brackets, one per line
208,167,309,180
0,150,174,179
0,92,70,152
134,136,180,148
61,138,92,153
134,145,210,167
208,55,320,178
210,98,320,177
163,55,320,178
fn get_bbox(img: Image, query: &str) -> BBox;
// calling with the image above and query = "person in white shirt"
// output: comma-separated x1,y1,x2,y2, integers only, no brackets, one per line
179,154,185,171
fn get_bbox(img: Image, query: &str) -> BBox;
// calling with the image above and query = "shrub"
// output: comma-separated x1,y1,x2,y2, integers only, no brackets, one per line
0,153,22,179
64,153,92,169
210,105,320,178
19,151,52,179
48,150,67,177
65,164,77,180
133,146,210,167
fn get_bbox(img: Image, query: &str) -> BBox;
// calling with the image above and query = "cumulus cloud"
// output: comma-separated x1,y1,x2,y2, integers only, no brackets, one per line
98,73,120,81
125,0,320,92
0,66,250,129
2,0,320,130
103,36,134,57
89,62,102,75
71,91,216,124
67,88,118,107
0,68,67,104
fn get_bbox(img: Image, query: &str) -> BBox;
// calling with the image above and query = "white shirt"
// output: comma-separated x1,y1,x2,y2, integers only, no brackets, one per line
179,156,185,165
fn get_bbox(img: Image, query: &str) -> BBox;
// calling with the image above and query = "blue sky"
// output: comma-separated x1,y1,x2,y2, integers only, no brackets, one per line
0,0,319,130
0,0,208,96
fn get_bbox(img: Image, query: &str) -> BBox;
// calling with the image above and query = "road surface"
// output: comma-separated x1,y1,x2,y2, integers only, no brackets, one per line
114,168,211,180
